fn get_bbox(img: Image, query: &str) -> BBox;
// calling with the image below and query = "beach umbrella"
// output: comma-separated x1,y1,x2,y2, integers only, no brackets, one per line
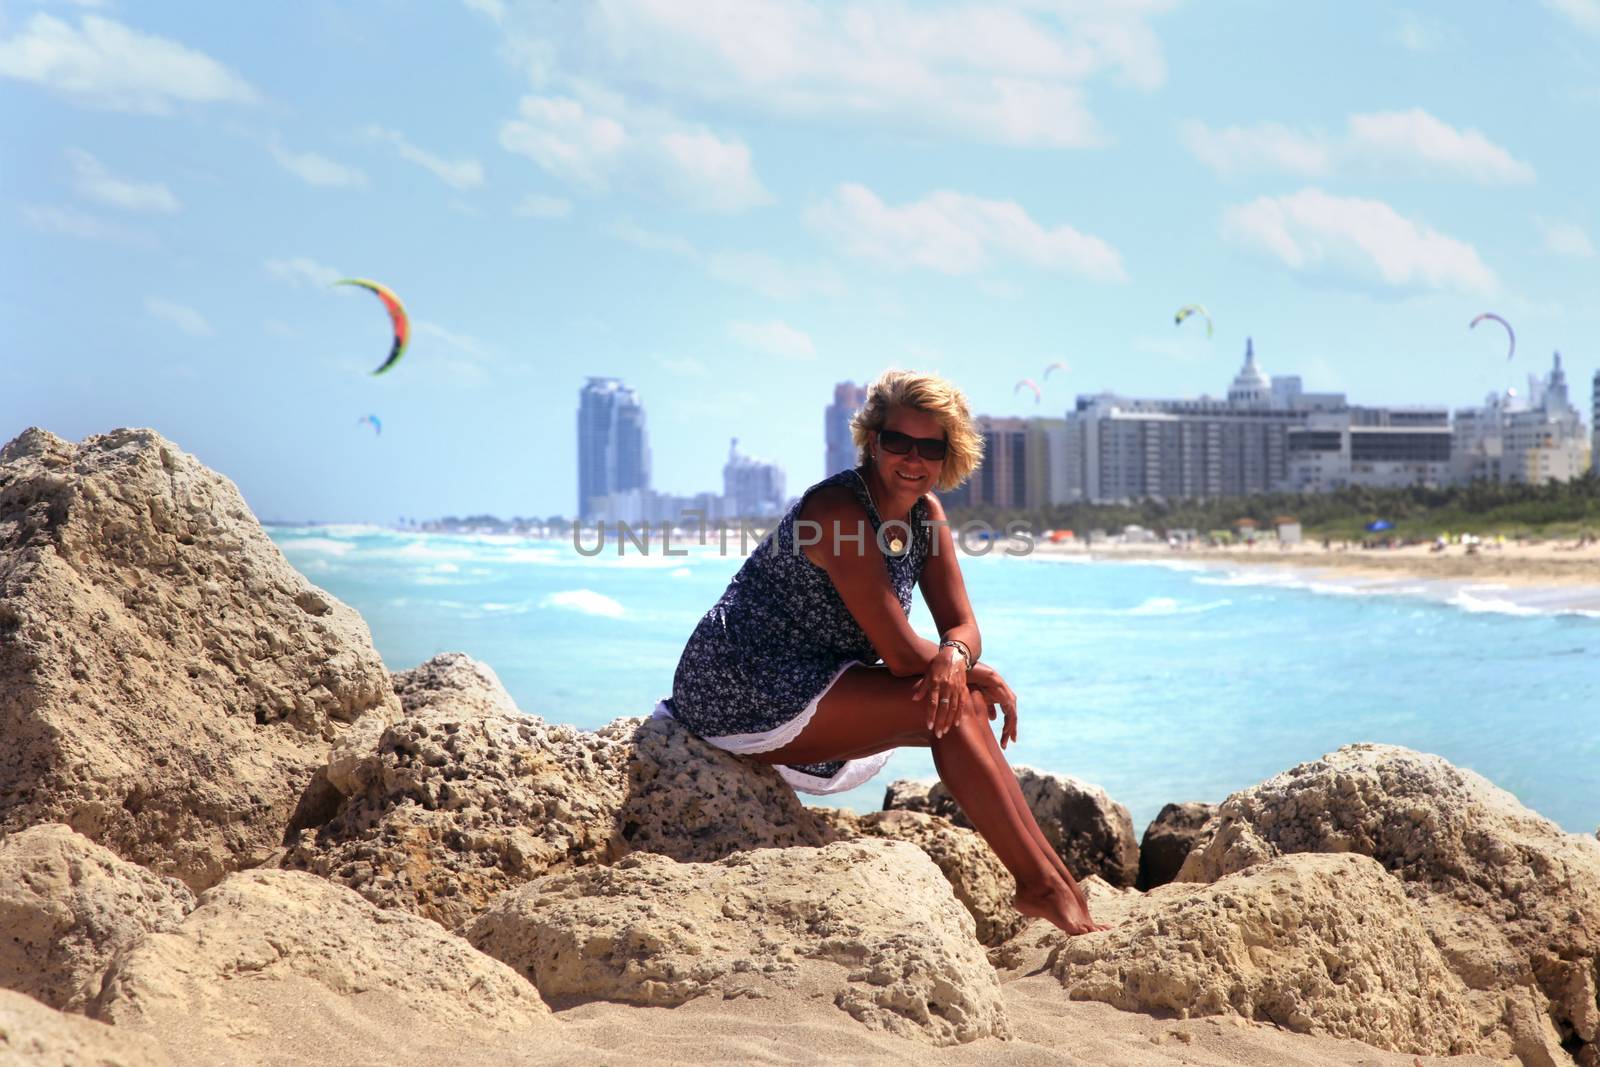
1365,519,1393,532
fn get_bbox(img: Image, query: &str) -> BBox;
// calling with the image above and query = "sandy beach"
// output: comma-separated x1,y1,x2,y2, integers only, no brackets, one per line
1028,537,1600,613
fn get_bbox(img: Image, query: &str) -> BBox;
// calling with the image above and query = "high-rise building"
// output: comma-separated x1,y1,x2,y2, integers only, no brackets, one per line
724,438,787,518
825,381,868,476
940,416,1072,511
576,377,650,519
1591,368,1600,473
1287,407,1453,492
1060,339,1348,503
1453,353,1590,485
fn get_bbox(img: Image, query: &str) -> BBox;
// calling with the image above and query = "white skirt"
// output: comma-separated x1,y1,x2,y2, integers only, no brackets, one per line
651,659,893,796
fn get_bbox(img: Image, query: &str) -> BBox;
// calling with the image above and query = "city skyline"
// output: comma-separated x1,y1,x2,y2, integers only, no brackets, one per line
7,4,1600,521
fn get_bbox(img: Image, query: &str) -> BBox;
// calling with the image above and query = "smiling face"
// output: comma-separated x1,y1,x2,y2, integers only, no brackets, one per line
873,405,948,495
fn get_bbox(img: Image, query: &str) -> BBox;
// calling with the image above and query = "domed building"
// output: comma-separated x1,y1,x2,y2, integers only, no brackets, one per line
1226,339,1272,409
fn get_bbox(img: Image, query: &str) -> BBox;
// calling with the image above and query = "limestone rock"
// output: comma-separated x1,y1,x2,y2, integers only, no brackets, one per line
914,766,1140,888
324,652,516,797
0,428,399,890
1049,853,1489,1057
1177,743,1600,1063
285,688,835,931
464,840,1009,1047
1137,801,1217,891
0,988,172,1067
849,810,1024,946
609,714,836,862
91,869,549,1039
0,824,195,1014
881,779,934,814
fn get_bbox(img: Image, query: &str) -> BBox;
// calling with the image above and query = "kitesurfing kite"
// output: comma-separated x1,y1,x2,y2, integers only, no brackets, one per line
1042,361,1069,380
1174,304,1213,338
335,278,410,375
1468,312,1515,361
357,414,382,435
1014,378,1042,404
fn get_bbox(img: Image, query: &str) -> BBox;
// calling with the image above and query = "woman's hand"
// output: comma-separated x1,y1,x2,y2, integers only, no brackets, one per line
967,665,1019,748
911,645,968,738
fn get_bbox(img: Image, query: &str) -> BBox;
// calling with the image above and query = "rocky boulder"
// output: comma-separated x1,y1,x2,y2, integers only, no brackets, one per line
889,766,1139,888
0,824,195,1013
881,778,934,814
0,988,173,1067
283,667,837,931
0,428,399,890
1177,743,1600,1065
463,839,1009,1047
91,869,549,1042
828,808,1025,946
1137,801,1216,890
1047,853,1491,1057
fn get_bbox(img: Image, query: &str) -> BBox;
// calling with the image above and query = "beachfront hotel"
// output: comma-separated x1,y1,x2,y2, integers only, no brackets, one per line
921,342,1590,508
1453,353,1592,485
1050,340,1459,504
1592,368,1600,474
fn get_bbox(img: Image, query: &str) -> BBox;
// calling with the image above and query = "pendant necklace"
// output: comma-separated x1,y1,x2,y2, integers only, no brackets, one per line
859,469,905,554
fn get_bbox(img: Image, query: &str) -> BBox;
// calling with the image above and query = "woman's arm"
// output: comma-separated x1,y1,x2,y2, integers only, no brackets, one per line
799,487,944,677
916,493,982,665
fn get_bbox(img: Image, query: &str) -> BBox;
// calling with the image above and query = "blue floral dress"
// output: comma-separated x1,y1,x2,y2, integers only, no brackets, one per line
655,467,932,794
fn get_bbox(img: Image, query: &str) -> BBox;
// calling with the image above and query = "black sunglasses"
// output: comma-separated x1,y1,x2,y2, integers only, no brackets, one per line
878,429,949,461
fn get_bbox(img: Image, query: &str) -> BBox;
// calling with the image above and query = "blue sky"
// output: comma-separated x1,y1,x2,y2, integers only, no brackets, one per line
6,0,1599,522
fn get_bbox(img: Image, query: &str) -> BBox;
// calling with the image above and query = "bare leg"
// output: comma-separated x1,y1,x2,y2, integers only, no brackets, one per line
753,666,1104,936
961,698,1098,916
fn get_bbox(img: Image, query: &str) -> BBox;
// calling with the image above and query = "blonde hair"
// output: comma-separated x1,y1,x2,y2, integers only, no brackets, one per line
849,369,983,492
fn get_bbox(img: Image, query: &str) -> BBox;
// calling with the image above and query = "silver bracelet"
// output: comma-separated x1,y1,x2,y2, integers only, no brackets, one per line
939,638,973,671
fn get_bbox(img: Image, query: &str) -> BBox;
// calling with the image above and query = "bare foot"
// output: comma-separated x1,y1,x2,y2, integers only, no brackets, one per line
1014,882,1112,936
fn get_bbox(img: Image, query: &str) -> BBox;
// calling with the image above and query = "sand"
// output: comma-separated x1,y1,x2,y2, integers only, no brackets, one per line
1028,537,1600,613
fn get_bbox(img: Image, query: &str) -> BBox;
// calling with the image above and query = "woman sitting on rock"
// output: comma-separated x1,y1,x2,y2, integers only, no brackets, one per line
657,369,1106,936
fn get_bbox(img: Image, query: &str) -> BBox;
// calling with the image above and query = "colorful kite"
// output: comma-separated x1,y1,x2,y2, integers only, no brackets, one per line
357,414,382,435
1468,312,1515,361
1014,378,1042,404
1043,361,1069,380
1174,304,1213,338
336,278,410,375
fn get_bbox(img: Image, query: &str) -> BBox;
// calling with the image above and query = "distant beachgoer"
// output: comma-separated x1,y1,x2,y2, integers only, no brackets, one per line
656,369,1106,937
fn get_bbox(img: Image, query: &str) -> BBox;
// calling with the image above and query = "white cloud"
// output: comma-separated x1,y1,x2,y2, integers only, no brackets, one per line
499,0,1171,148
728,319,815,360
366,125,484,189
1535,217,1595,258
66,148,180,212
0,14,259,114
705,250,842,299
608,219,700,258
1386,10,1451,52
657,355,708,377
265,256,342,287
1180,119,1330,177
499,92,768,212
1543,0,1600,33
1221,187,1496,295
514,193,573,218
21,203,154,245
1346,109,1534,184
461,0,505,23
145,297,212,336
806,182,1127,281
415,320,487,358
269,142,368,189
1183,109,1534,185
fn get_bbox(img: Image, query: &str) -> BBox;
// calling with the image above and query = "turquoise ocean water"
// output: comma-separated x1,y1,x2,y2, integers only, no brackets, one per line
267,525,1600,836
